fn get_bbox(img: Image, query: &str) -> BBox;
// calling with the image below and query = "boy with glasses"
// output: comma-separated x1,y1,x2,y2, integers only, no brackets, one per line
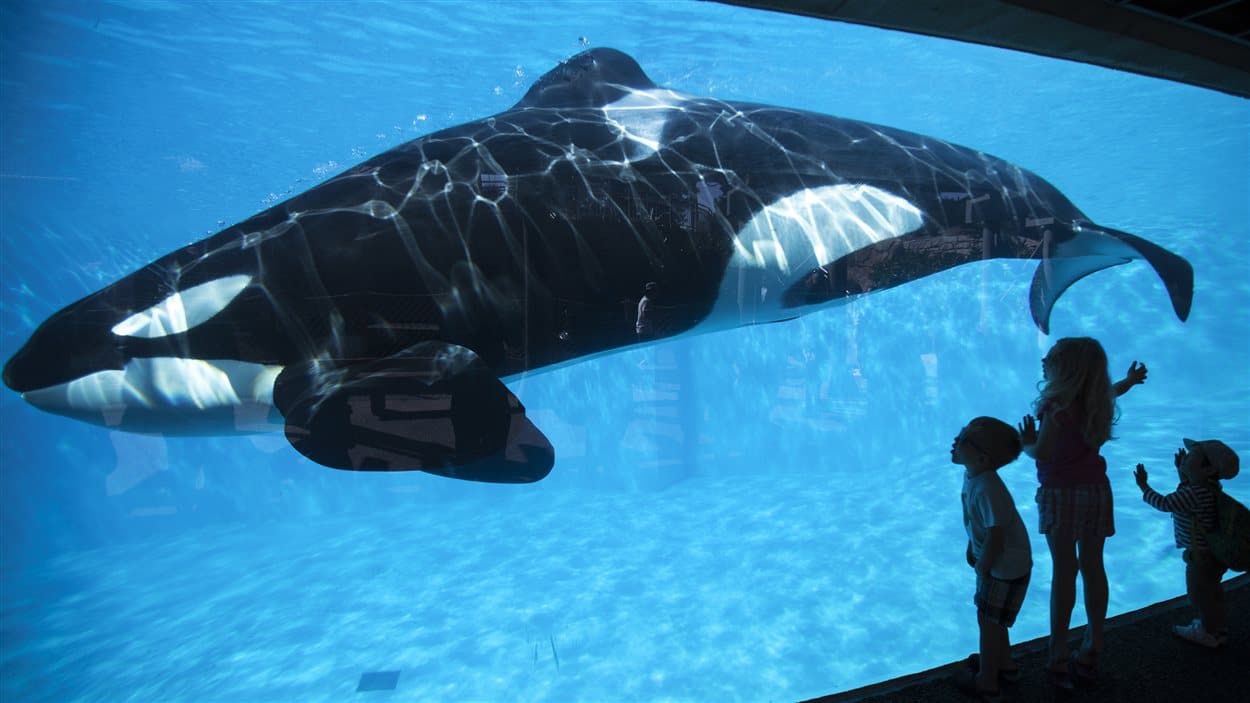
951,416,1031,702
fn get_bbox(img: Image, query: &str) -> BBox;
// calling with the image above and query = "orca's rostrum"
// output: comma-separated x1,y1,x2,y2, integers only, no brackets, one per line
2,49,1193,482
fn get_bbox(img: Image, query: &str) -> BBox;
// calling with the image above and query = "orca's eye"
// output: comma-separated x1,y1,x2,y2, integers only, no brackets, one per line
112,275,252,339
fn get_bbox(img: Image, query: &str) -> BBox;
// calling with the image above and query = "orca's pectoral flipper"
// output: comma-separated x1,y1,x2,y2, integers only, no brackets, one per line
274,342,553,483
1029,224,1193,334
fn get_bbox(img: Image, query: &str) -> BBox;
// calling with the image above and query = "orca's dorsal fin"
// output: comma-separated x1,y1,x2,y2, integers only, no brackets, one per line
513,48,658,109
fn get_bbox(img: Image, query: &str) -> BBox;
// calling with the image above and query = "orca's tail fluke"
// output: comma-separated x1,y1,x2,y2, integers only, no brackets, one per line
1029,223,1193,334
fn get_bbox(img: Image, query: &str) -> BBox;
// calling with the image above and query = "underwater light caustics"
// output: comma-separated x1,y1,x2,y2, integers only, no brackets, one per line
1,48,1193,482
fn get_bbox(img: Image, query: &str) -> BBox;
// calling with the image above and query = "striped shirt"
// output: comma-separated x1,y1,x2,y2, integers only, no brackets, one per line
1141,482,1219,550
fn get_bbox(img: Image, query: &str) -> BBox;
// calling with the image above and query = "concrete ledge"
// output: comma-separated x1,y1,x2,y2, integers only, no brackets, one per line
804,573,1249,702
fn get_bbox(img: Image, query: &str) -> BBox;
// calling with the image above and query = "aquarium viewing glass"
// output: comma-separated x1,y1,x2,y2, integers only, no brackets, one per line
1,1,1247,701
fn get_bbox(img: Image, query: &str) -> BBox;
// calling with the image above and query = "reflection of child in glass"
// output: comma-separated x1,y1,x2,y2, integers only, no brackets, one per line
1017,336,1146,688
1135,438,1240,648
635,281,657,341
950,417,1030,701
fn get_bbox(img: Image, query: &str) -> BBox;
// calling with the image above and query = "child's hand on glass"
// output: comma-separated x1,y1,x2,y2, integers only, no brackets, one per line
1018,415,1037,445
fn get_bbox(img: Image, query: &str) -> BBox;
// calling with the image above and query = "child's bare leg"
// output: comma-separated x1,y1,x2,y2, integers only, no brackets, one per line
1077,536,1108,661
1187,550,1227,633
976,609,1008,690
996,638,1018,674
1046,534,1079,669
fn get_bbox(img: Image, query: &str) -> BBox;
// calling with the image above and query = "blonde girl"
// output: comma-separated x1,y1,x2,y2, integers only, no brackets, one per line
1018,337,1146,688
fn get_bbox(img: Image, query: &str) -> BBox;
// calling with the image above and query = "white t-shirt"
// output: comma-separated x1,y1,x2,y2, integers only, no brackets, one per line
962,470,1032,580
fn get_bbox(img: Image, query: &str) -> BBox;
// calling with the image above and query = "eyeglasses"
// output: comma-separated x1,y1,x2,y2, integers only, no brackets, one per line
956,430,986,456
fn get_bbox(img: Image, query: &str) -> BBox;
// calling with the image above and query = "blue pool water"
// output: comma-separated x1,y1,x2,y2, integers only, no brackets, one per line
1,1,1247,701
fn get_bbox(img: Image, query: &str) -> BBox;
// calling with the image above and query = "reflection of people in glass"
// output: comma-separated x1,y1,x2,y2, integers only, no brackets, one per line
636,281,657,341
1017,337,1147,688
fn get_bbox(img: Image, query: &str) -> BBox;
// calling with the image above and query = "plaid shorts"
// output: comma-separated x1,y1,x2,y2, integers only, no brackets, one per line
1036,482,1115,538
975,571,1031,627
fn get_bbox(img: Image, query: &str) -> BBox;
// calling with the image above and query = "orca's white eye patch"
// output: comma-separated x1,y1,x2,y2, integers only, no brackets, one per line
112,275,252,339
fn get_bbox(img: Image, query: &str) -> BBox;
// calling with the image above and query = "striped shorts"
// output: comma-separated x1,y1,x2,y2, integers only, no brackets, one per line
1036,482,1115,538
975,572,1031,627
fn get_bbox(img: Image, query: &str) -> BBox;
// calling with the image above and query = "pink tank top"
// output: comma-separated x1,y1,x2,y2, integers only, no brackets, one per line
1036,402,1107,488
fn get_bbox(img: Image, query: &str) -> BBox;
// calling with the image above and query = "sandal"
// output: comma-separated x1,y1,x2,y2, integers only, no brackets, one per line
1046,663,1075,692
1070,650,1099,685
963,653,1022,685
952,667,1003,702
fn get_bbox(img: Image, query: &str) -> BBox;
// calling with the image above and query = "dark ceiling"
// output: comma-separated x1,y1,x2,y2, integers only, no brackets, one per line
708,0,1250,99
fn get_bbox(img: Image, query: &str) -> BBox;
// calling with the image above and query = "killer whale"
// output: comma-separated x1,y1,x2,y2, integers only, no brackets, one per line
2,49,1193,482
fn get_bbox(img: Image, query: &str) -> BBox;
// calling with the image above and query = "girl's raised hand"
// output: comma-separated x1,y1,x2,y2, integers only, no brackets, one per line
1018,415,1038,445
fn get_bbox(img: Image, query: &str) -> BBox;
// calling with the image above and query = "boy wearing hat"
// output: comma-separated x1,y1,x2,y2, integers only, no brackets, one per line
1134,438,1241,648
